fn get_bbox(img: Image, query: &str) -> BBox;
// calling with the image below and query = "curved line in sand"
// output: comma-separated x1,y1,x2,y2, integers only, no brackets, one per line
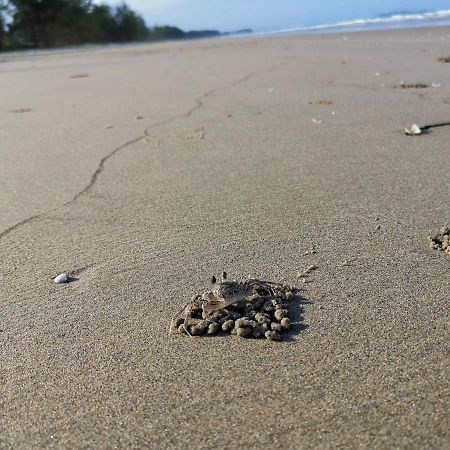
0,71,262,241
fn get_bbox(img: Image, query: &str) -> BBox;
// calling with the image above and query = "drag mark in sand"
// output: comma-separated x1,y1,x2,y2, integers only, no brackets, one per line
70,135,145,202
84,72,258,195
0,211,53,240
142,72,256,139
0,71,260,241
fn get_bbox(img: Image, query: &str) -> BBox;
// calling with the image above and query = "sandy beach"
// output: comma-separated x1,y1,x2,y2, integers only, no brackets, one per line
1,26,449,448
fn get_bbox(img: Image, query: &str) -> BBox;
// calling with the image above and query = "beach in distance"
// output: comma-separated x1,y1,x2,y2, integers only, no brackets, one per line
1,25,450,448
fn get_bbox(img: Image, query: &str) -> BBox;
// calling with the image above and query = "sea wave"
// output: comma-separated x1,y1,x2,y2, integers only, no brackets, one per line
247,9,450,37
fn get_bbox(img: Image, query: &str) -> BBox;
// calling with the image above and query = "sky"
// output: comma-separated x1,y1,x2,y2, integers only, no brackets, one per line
103,0,450,32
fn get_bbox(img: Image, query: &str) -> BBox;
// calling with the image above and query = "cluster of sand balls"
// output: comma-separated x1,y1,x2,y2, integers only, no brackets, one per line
429,226,450,256
175,292,296,341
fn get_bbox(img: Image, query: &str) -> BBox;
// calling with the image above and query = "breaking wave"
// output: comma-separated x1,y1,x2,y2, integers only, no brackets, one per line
247,9,450,37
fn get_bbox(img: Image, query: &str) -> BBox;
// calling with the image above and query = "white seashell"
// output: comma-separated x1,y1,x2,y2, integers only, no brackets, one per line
432,83,441,88
312,118,323,124
54,273,68,284
405,124,422,136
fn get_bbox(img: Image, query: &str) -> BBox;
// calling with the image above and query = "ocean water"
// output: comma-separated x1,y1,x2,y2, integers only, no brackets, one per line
231,9,450,38
4,9,450,57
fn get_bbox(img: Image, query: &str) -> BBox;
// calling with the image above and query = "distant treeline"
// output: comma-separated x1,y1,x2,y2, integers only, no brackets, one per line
0,1,246,51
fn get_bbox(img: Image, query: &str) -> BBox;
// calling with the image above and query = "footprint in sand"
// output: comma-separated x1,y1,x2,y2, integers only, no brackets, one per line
143,127,205,146
143,135,162,147
185,127,205,141
9,108,32,113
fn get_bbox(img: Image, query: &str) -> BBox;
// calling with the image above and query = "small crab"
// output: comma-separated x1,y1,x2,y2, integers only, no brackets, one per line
170,272,291,336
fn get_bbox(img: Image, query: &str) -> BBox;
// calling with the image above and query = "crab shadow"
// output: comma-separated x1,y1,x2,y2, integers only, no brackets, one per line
421,122,450,134
282,289,312,342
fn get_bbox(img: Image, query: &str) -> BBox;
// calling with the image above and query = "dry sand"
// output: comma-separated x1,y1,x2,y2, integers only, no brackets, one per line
1,27,449,448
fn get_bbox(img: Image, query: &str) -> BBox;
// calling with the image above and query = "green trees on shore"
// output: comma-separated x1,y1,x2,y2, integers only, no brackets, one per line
0,0,219,51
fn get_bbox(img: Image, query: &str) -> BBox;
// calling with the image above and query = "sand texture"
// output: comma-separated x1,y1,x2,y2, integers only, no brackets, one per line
1,27,449,449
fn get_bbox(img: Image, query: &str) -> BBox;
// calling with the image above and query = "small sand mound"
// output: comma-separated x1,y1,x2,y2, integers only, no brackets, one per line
171,274,303,341
428,226,450,256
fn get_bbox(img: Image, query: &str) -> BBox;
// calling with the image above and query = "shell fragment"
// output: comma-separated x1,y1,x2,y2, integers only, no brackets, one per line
405,124,422,136
54,273,68,284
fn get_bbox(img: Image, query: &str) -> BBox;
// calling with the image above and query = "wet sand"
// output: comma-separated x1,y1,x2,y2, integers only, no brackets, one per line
1,27,449,448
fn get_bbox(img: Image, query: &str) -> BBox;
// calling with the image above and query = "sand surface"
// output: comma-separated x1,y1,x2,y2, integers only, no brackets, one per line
1,27,449,448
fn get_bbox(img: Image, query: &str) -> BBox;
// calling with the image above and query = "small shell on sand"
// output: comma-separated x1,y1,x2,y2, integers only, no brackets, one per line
53,273,68,284
405,124,421,136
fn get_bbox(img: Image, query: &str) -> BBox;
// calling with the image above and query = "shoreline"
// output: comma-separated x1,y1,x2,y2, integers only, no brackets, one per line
1,20,450,60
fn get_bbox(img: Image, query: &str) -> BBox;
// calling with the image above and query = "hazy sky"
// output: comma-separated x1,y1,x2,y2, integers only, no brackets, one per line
106,1,450,31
